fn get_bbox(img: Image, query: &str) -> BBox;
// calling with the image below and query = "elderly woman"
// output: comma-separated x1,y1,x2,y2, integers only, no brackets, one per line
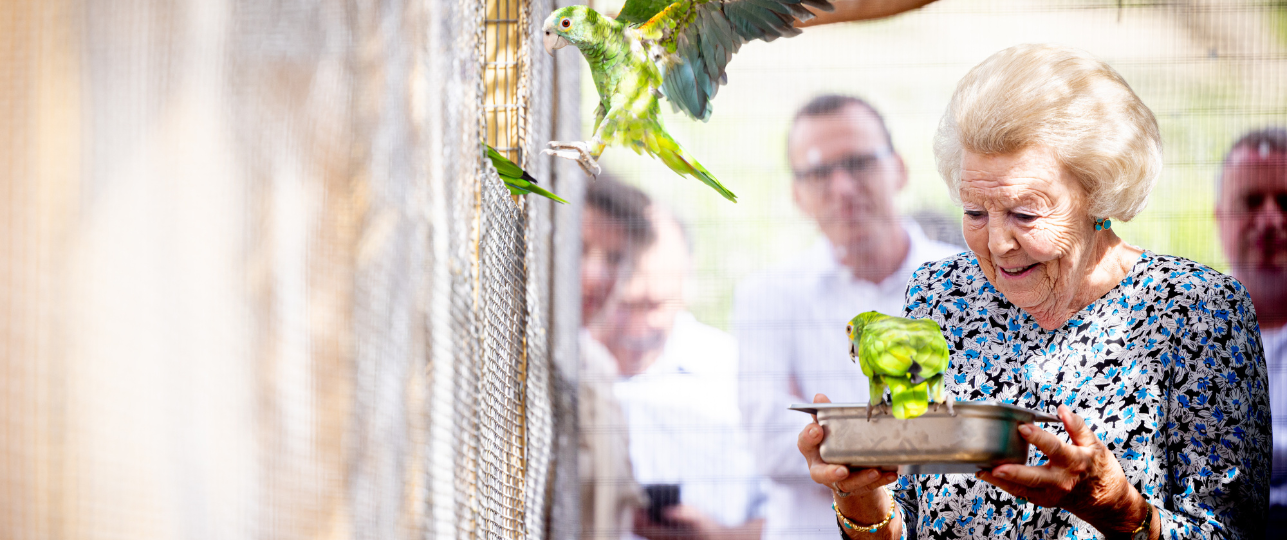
797,44,1270,539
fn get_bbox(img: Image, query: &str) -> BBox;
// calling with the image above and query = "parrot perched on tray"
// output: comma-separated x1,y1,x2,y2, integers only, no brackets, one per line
846,311,954,420
541,0,833,202
484,142,569,204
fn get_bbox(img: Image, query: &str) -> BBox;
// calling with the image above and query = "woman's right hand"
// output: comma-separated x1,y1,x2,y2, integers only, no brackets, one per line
798,393,902,538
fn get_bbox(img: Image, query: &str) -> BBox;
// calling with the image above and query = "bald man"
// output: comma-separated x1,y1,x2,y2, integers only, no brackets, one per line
600,207,767,540
1215,127,1287,527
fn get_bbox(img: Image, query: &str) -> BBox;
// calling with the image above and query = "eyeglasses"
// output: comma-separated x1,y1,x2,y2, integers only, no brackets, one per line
792,148,893,189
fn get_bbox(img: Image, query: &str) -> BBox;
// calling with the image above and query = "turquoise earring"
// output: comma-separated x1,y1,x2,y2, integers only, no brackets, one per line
1094,217,1112,231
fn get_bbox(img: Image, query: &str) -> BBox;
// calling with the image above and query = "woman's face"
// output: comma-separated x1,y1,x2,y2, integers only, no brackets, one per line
959,146,1096,322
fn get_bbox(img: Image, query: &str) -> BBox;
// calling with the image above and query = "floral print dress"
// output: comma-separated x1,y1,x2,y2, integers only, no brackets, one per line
885,251,1270,539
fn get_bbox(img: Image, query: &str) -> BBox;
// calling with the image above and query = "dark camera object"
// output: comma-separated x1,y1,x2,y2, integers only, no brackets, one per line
643,484,681,525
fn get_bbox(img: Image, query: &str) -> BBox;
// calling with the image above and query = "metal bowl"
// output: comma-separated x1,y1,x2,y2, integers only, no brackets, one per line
789,402,1060,475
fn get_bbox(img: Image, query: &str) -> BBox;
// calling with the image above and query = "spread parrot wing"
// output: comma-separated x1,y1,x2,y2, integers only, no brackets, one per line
638,0,832,121
615,0,676,25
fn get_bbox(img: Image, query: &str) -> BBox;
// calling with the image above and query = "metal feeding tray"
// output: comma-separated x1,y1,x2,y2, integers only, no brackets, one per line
790,402,1060,475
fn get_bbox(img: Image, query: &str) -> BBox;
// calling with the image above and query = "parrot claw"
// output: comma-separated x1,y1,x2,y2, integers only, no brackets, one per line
544,141,602,177
931,396,957,416
866,401,891,422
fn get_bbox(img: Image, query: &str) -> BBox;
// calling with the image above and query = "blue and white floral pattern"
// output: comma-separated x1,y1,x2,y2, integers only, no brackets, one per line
886,251,1270,539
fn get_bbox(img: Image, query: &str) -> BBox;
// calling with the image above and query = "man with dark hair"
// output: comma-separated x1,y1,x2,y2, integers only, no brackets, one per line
601,206,767,540
732,95,961,539
1215,126,1287,528
583,176,656,328
580,174,652,540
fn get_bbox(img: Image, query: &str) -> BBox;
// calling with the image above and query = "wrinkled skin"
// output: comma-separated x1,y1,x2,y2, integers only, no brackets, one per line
799,394,904,539
801,145,1159,539
954,146,1155,538
959,146,1139,331
798,395,1156,539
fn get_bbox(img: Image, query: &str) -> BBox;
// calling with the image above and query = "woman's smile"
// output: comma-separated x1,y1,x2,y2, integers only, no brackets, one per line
999,262,1040,278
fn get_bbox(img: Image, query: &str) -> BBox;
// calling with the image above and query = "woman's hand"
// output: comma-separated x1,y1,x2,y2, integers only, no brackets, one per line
976,405,1156,538
799,394,902,538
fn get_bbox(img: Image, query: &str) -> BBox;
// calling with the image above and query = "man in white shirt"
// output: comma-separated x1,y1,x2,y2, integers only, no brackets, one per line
732,95,962,540
602,207,767,540
1215,127,1287,529
580,175,653,540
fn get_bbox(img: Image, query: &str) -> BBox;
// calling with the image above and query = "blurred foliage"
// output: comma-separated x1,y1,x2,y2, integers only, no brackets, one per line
578,0,1287,330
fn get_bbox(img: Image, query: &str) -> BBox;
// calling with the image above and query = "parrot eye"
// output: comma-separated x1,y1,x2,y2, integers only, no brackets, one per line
845,324,852,335
560,18,571,29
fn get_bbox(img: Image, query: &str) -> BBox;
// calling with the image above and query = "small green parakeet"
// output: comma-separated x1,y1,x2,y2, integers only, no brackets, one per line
484,142,569,204
846,311,954,420
541,0,832,202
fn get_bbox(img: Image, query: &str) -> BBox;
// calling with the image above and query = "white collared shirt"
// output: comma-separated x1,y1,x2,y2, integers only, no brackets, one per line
1264,324,1287,507
614,312,768,534
731,221,963,540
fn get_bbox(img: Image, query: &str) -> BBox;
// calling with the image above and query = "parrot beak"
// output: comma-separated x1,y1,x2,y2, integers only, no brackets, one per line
543,22,570,55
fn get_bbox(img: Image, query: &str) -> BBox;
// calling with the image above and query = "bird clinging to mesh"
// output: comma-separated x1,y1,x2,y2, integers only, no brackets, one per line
484,142,569,204
847,311,954,420
541,0,833,202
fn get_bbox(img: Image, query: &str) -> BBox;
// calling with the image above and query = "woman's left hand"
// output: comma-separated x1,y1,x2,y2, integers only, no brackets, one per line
976,405,1153,536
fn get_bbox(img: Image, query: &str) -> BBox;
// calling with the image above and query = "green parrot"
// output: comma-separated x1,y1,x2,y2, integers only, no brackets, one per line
541,0,832,203
484,142,569,204
846,311,954,420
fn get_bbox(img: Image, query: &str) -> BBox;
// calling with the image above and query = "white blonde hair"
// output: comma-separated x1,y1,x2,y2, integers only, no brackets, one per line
934,44,1163,221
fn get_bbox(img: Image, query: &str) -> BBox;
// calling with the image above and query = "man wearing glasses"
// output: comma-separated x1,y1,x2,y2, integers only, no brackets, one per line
732,95,962,540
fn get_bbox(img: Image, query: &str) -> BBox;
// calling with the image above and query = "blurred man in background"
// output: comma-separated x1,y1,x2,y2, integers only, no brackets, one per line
580,175,652,540
601,206,767,540
1215,127,1287,529
732,95,962,539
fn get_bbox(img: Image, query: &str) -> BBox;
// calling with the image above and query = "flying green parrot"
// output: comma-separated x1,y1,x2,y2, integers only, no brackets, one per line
484,142,569,204
541,0,833,203
846,311,954,420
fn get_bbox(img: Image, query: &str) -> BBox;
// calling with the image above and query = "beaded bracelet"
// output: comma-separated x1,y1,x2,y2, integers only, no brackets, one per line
833,487,896,535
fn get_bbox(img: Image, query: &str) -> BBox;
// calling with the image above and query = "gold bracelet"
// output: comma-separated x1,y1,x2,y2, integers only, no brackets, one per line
833,487,896,535
1130,502,1152,540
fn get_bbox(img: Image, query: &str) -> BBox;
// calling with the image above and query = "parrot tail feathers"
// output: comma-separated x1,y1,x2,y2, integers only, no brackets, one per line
652,136,738,202
689,160,738,203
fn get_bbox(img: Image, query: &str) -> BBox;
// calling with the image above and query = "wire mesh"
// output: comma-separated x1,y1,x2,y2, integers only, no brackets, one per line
476,176,530,540
2,0,565,538
454,0,557,537
486,0,528,163
514,0,558,534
